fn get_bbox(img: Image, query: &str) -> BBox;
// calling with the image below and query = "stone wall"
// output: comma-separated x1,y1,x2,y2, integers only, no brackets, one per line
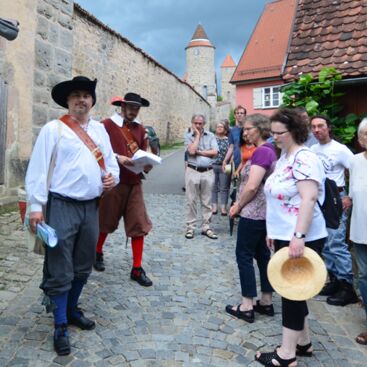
72,5,210,144
0,1,210,203
32,0,74,137
0,0,39,203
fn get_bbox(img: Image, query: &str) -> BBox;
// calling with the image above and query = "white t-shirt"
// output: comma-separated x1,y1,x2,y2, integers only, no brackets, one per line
349,152,367,245
311,139,353,187
264,148,327,241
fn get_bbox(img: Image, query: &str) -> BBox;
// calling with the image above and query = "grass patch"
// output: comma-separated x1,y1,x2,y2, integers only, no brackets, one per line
160,141,184,151
0,203,19,215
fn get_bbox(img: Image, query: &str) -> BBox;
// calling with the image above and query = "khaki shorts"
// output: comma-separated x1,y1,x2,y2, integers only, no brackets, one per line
99,182,152,238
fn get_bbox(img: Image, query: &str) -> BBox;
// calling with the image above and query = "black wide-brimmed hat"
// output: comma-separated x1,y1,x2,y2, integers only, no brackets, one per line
51,76,97,108
123,92,150,107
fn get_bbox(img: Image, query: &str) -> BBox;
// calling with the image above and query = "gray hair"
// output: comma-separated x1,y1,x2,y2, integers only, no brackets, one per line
191,114,206,124
245,113,271,140
358,118,367,137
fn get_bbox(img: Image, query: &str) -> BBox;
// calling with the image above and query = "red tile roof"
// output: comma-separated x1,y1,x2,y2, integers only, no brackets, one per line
221,54,236,68
186,24,214,49
231,0,297,83
283,0,367,81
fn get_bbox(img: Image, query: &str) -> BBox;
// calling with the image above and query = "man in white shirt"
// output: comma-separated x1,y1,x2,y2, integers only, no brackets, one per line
311,115,358,306
25,76,119,355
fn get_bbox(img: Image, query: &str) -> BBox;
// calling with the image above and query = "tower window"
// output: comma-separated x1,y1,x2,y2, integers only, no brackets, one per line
202,85,208,98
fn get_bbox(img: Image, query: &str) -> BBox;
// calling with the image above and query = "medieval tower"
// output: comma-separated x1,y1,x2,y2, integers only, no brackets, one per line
221,54,237,108
185,24,217,107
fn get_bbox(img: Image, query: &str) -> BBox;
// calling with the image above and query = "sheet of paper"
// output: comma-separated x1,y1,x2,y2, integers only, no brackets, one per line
123,149,162,174
37,222,58,248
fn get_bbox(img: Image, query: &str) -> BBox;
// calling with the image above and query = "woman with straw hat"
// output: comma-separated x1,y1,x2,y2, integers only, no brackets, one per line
255,108,327,367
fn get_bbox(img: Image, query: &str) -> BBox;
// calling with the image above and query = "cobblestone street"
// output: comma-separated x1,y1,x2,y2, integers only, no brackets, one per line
0,191,367,366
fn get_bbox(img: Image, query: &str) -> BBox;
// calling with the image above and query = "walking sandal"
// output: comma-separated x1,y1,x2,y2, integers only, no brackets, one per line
356,332,367,345
201,229,218,239
255,351,297,366
275,342,312,357
296,342,312,357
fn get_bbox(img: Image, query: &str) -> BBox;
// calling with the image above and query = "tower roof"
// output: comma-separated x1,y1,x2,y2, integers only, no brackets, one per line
186,24,214,49
191,24,209,40
221,54,236,68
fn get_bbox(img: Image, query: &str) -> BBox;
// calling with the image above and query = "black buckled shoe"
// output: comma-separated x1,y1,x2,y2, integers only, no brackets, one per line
54,324,70,356
130,267,153,287
94,252,105,272
225,304,254,323
68,308,95,330
253,300,274,316
326,280,359,306
319,273,339,296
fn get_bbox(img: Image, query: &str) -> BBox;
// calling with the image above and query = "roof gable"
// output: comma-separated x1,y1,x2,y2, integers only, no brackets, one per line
231,0,296,83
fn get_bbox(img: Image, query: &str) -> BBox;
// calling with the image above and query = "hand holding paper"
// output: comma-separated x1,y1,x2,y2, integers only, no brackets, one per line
123,149,162,174
36,222,58,248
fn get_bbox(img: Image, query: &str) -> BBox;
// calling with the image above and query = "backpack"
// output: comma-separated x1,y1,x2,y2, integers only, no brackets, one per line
317,178,343,229
292,149,343,230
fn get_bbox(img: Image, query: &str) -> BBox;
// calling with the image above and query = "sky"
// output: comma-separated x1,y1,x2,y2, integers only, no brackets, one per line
76,0,272,89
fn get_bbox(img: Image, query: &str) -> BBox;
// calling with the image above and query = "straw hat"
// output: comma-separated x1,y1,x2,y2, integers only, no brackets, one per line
267,247,327,301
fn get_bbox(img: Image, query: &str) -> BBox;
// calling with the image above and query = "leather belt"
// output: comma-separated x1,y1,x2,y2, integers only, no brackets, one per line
188,164,213,172
337,187,345,192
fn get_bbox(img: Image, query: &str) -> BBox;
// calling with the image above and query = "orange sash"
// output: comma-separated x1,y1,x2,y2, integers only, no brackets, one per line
59,114,106,172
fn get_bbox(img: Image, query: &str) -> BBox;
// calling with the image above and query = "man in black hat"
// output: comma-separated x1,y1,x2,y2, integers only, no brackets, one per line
95,92,154,287
25,76,120,356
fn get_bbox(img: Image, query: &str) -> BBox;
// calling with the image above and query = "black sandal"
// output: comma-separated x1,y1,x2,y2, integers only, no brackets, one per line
253,300,274,316
255,351,296,366
225,304,254,323
296,342,312,357
275,342,312,357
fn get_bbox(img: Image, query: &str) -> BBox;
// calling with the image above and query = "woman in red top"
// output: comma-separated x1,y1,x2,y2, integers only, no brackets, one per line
235,127,256,177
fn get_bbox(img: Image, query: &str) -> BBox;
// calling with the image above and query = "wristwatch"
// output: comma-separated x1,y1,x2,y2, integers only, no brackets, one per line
294,232,306,239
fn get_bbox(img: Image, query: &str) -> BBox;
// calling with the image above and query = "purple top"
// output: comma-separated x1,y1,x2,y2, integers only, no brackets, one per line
239,143,277,220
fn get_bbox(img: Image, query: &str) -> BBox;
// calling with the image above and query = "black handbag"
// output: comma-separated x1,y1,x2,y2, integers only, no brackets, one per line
0,18,19,41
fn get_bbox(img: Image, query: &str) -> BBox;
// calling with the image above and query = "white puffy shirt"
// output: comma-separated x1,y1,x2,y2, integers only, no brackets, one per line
25,118,120,212
311,139,353,187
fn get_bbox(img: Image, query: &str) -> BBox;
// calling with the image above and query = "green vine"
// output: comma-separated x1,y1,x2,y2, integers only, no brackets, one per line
281,67,364,144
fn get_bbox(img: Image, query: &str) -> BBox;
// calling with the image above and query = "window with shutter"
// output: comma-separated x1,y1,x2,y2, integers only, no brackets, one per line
254,85,282,109
253,88,262,109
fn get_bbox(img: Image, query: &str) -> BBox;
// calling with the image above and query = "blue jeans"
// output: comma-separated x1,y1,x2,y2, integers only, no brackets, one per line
322,192,354,283
211,164,230,206
354,243,367,319
236,217,273,297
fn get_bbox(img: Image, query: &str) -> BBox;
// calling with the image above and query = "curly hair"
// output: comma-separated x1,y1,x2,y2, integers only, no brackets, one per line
270,108,309,144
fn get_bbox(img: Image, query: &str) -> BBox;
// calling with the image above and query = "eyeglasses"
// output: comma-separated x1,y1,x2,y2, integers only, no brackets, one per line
271,130,289,137
235,112,246,115
243,127,256,132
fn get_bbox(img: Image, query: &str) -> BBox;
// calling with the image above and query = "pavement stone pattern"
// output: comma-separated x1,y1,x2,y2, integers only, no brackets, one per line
0,195,367,366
